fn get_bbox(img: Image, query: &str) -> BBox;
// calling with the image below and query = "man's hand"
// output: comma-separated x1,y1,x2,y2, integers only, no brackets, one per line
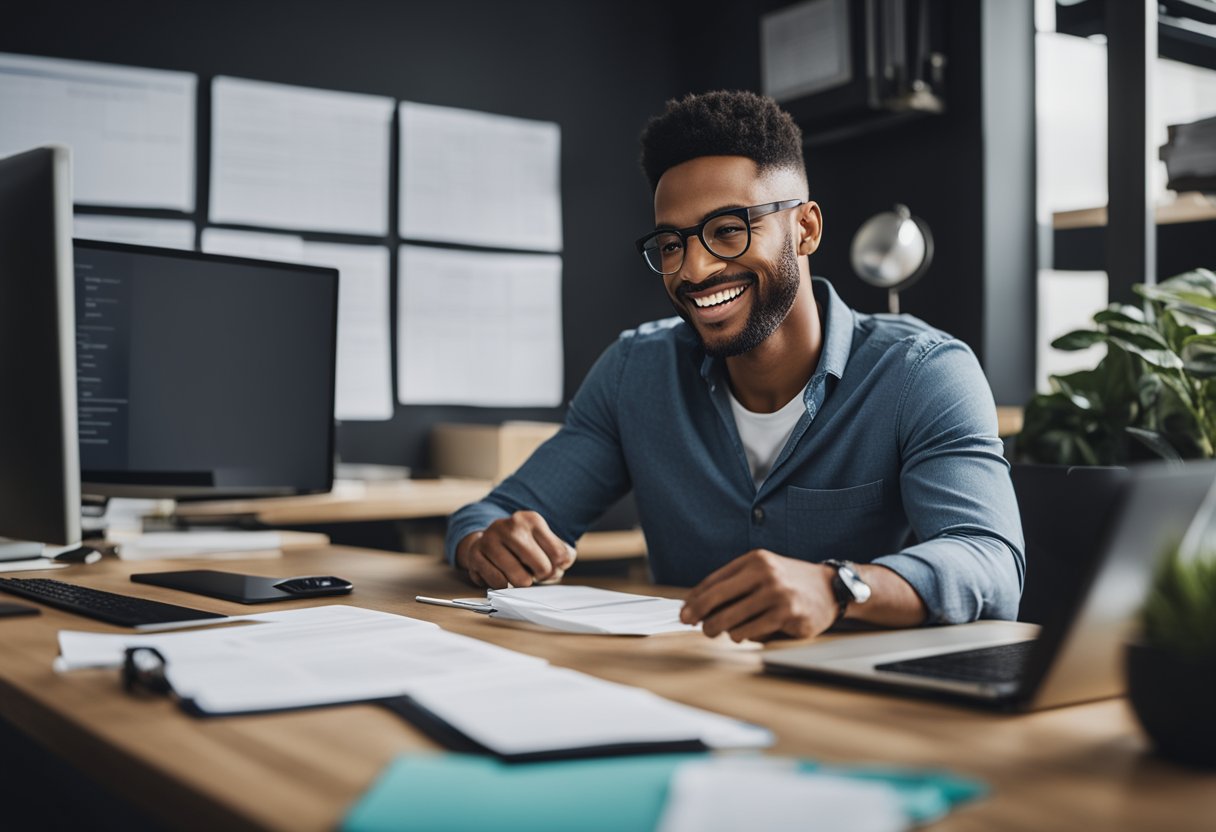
455,511,576,589
679,549,838,642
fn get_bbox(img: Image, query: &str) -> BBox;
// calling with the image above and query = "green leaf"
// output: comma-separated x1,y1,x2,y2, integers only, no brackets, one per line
1105,320,1171,349
1181,335,1216,378
1153,268,1216,299
1050,329,1107,351
1125,427,1183,462
1094,304,1146,325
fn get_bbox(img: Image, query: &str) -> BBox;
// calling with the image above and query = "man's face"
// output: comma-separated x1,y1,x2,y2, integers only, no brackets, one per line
652,156,808,358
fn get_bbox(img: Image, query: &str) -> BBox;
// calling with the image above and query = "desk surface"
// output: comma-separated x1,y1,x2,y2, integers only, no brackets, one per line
173,477,495,525
1,548,1212,832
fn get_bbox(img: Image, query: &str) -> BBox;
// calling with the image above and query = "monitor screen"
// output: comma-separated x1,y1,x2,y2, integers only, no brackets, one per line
73,240,337,499
0,146,81,547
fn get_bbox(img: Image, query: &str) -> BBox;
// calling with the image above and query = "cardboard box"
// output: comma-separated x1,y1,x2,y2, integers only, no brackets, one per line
430,421,561,483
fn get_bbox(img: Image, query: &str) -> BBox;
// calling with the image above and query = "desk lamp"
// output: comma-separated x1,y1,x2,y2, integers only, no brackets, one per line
849,204,933,314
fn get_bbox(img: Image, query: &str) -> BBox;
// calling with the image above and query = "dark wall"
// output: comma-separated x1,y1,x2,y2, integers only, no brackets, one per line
7,0,1037,470
5,0,686,468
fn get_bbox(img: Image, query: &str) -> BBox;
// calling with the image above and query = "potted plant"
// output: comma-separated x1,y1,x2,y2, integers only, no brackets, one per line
1018,268,1216,465
1127,546,1216,768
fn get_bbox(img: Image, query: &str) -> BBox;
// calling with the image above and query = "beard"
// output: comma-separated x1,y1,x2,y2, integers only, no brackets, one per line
669,231,802,359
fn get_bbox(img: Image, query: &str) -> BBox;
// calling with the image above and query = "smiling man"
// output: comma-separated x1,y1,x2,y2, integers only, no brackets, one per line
445,90,1024,641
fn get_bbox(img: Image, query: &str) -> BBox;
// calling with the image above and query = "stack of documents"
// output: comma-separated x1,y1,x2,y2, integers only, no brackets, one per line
485,586,696,635
55,606,769,758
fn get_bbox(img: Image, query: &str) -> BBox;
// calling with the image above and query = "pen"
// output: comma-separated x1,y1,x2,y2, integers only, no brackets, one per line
414,595,494,613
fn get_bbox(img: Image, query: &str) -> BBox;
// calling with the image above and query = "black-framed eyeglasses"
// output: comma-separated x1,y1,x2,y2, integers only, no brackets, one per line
635,199,805,276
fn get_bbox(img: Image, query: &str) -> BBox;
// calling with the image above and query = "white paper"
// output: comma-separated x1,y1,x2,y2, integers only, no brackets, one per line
57,605,544,713
399,102,562,252
656,759,907,832
56,606,428,670
0,52,195,210
202,228,393,421
210,77,392,235
487,586,697,635
408,666,773,756
398,245,562,406
74,215,196,250
0,559,69,573
115,530,288,560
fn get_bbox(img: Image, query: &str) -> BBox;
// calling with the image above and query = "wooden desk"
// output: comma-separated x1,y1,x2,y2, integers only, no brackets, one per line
172,478,648,563
1,549,1211,831
172,478,495,525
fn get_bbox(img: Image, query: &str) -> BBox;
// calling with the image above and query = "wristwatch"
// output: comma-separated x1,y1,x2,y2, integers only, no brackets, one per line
823,559,871,625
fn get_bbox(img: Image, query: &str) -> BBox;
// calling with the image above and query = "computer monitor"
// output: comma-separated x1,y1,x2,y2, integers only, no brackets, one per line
72,240,338,499
0,146,82,550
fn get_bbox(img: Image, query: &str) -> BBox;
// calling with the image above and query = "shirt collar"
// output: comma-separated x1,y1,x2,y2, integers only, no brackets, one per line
698,276,855,383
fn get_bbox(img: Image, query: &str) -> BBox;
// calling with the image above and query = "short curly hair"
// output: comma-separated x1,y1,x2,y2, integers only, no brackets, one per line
639,90,806,192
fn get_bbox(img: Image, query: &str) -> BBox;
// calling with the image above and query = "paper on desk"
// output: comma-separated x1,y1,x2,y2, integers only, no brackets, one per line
74,215,196,250
210,76,392,235
0,52,195,210
0,558,69,573
201,228,393,421
655,758,907,832
114,531,292,560
486,585,697,635
407,666,772,756
55,605,400,669
399,102,561,252
57,605,546,713
397,245,562,406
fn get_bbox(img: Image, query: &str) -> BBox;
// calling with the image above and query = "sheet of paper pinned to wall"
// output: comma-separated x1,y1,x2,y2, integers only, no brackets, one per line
74,215,196,251
210,77,393,235
0,52,195,210
398,245,562,407
399,102,562,252
202,228,394,421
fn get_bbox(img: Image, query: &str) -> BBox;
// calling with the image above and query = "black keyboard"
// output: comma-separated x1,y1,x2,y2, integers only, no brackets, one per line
0,578,227,628
875,641,1038,685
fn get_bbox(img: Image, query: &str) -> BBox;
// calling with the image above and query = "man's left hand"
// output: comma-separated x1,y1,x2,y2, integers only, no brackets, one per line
679,549,838,642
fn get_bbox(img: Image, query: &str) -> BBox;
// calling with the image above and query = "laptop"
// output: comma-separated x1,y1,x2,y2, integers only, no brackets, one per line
763,460,1216,710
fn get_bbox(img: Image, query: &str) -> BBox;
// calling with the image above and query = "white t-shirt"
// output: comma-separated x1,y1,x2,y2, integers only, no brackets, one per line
727,385,807,487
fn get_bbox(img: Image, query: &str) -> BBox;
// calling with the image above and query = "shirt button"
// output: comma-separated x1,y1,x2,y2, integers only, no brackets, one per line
752,507,765,525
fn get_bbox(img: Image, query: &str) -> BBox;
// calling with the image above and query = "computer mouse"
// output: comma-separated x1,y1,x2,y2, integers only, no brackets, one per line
272,576,353,596
52,546,102,565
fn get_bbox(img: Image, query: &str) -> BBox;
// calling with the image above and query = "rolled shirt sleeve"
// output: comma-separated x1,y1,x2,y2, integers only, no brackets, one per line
873,338,1025,623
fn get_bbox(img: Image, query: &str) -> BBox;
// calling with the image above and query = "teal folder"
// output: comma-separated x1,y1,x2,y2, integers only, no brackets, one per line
342,753,986,832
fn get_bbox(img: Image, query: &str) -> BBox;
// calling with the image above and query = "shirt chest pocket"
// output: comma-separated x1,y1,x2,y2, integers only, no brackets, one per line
784,480,886,558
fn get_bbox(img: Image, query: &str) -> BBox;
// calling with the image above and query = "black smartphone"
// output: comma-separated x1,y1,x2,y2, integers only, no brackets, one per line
0,602,40,618
131,570,352,604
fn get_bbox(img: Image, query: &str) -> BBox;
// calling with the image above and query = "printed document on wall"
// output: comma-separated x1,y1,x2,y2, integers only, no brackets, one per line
203,228,394,421
210,77,393,235
75,215,196,251
399,103,562,252
0,52,195,210
398,245,562,406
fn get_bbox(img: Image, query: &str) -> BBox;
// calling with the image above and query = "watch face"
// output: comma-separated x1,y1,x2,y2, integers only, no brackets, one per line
836,563,872,604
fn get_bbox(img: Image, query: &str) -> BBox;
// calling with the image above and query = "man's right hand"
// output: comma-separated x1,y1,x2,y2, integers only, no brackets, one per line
455,511,576,589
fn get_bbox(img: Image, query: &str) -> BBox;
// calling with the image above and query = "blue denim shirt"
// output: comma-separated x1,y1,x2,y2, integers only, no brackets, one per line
447,278,1025,624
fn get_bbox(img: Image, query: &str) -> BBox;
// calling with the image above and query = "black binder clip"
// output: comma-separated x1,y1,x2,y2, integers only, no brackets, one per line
122,646,172,696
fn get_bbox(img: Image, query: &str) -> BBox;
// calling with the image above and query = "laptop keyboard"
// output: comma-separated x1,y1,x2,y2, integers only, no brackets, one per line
875,641,1038,685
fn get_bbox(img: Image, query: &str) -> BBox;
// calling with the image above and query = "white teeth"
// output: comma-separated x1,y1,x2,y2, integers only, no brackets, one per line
692,285,747,308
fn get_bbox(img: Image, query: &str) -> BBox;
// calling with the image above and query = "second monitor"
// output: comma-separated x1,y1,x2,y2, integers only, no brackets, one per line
74,240,338,499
